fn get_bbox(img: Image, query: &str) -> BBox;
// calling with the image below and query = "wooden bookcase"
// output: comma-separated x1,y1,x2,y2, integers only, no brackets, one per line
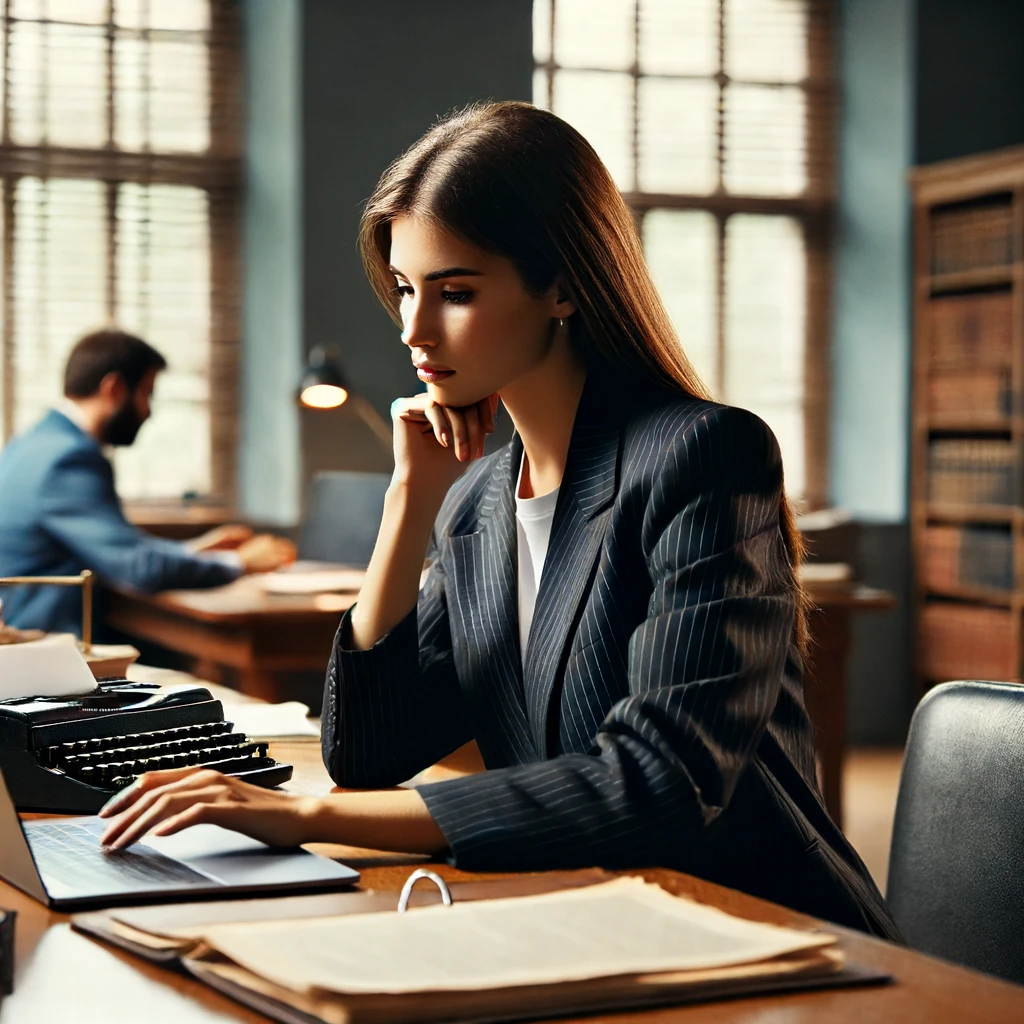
910,147,1024,692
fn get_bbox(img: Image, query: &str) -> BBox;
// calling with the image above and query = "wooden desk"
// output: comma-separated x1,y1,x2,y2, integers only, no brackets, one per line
107,575,892,827
125,504,239,542
802,583,897,827
105,578,355,702
3,707,1022,1022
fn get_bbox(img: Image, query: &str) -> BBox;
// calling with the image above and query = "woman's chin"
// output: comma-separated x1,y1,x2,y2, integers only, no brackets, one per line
428,381,489,409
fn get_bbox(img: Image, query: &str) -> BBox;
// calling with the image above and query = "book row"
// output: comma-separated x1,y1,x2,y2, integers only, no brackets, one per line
927,439,1017,506
930,200,1015,275
920,602,1017,682
928,291,1012,369
924,524,1014,593
927,370,1012,420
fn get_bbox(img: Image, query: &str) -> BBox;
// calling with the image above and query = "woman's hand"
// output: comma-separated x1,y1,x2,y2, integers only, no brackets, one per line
97,767,449,855
97,768,320,850
390,391,498,507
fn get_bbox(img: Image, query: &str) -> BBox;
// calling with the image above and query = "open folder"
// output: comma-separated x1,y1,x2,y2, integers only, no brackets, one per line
73,870,890,1023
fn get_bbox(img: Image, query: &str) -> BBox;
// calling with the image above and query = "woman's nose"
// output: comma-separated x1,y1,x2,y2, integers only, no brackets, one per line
400,300,436,348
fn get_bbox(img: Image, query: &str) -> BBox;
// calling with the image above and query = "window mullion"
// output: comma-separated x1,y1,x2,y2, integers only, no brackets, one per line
105,0,114,148
631,0,638,192
715,0,725,194
715,213,727,399
1,177,13,442
105,180,117,321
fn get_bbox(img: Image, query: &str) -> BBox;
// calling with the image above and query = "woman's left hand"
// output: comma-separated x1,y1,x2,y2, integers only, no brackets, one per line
97,768,321,850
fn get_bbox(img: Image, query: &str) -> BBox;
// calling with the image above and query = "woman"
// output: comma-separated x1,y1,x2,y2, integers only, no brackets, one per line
100,102,900,940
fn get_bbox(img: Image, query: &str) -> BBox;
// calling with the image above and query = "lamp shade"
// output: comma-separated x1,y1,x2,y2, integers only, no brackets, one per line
298,346,349,409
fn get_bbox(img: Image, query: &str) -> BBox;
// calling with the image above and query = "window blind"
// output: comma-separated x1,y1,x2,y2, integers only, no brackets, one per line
534,0,835,505
0,0,240,502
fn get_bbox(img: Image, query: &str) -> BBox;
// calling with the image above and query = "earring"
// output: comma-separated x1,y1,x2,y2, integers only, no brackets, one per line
558,318,565,328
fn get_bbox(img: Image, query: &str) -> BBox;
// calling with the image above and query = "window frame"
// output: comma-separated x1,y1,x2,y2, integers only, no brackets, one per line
534,0,835,508
0,0,242,502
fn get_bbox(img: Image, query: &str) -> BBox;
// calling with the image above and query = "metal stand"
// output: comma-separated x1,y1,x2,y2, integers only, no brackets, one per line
0,571,95,652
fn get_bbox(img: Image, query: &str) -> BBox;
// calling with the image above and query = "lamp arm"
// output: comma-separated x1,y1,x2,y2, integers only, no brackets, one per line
351,393,395,451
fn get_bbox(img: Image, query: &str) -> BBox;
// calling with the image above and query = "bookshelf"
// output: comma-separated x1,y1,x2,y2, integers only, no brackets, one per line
911,147,1024,691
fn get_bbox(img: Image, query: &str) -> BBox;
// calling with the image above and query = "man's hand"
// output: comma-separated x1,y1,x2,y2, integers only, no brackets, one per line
188,523,254,552
237,534,297,573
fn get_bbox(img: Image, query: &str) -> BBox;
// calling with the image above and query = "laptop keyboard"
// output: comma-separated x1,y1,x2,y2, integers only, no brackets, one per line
25,819,211,893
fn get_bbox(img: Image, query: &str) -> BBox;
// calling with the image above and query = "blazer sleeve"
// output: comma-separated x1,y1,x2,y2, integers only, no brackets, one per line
321,543,473,787
414,406,797,871
39,445,242,593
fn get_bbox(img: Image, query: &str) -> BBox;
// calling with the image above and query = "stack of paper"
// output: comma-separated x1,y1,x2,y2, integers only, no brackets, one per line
221,701,318,740
83,878,846,1024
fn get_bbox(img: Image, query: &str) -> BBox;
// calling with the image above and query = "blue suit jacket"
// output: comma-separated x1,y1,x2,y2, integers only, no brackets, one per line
322,374,901,940
0,410,240,634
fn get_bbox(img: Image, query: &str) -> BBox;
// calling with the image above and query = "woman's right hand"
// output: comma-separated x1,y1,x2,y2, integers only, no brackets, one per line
346,391,497,651
389,391,498,509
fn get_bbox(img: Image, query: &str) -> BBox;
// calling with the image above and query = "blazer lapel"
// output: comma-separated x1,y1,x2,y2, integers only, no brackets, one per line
447,437,539,764
522,388,621,757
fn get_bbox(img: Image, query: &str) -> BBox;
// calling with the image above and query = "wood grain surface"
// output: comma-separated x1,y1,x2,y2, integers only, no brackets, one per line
2,726,1022,1022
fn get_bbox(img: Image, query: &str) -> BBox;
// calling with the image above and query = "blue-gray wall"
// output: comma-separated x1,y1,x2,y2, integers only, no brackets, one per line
831,0,914,523
830,0,916,744
241,0,533,519
240,0,303,525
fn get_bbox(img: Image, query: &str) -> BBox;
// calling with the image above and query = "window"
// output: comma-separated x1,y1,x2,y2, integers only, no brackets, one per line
0,0,240,501
534,0,834,504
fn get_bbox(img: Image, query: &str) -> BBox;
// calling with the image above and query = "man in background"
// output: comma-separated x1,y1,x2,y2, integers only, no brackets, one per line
0,329,295,635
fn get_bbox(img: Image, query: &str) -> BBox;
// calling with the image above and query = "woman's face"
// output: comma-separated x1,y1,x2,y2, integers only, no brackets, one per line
389,214,568,408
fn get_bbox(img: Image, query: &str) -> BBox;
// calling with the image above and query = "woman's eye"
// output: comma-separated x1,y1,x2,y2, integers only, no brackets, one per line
393,284,413,298
441,290,472,304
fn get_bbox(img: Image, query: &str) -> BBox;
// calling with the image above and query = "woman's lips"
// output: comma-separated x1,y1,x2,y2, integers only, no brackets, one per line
416,367,455,384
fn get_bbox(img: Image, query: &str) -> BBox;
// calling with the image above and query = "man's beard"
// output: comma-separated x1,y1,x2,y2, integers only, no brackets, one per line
101,400,144,446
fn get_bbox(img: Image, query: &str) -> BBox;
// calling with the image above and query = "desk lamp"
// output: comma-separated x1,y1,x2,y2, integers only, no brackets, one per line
297,345,393,449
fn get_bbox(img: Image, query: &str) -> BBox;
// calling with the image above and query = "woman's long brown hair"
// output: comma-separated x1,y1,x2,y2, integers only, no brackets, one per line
360,101,808,654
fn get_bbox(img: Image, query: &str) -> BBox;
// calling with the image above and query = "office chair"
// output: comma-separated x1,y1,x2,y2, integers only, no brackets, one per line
887,680,1024,984
297,471,391,567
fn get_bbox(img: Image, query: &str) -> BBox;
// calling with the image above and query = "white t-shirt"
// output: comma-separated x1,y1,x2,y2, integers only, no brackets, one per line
515,454,559,659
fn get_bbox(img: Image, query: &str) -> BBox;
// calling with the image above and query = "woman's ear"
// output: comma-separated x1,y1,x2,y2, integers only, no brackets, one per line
550,277,577,320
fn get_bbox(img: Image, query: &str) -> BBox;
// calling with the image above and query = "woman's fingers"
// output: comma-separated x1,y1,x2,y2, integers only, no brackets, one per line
101,782,231,850
422,402,451,447
99,768,231,844
393,391,496,461
98,766,211,818
449,404,483,461
149,802,214,838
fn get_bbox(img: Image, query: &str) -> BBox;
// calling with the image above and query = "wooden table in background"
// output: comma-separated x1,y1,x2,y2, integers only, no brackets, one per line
106,578,354,703
125,503,239,541
802,583,897,827
3,682,1022,1023
106,575,895,826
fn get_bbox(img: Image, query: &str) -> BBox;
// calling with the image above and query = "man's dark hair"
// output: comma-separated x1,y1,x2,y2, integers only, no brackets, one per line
63,329,167,398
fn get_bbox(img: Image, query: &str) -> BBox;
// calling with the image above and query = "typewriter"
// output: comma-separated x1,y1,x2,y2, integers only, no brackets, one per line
0,677,293,812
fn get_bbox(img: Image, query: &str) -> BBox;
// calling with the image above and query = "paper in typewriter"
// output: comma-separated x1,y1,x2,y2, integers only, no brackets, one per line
189,877,836,996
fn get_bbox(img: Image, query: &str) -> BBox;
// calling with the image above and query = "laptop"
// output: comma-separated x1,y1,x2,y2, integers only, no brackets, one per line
0,763,360,910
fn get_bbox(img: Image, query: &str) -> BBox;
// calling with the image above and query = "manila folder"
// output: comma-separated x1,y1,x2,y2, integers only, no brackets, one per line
181,877,846,1024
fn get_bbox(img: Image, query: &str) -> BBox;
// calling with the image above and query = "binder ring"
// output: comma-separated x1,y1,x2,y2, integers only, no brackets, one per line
397,869,453,913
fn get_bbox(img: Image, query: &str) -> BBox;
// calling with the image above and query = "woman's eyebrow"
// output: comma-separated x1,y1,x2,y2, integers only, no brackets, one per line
388,264,484,282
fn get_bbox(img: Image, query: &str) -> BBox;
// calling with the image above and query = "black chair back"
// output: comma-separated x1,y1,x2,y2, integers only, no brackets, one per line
298,471,390,567
887,679,1024,984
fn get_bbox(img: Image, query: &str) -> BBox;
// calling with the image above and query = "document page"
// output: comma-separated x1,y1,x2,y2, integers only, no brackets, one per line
0,633,97,698
194,877,835,996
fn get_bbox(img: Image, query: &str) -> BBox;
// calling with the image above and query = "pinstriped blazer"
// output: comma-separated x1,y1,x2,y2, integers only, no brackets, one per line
322,372,901,941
